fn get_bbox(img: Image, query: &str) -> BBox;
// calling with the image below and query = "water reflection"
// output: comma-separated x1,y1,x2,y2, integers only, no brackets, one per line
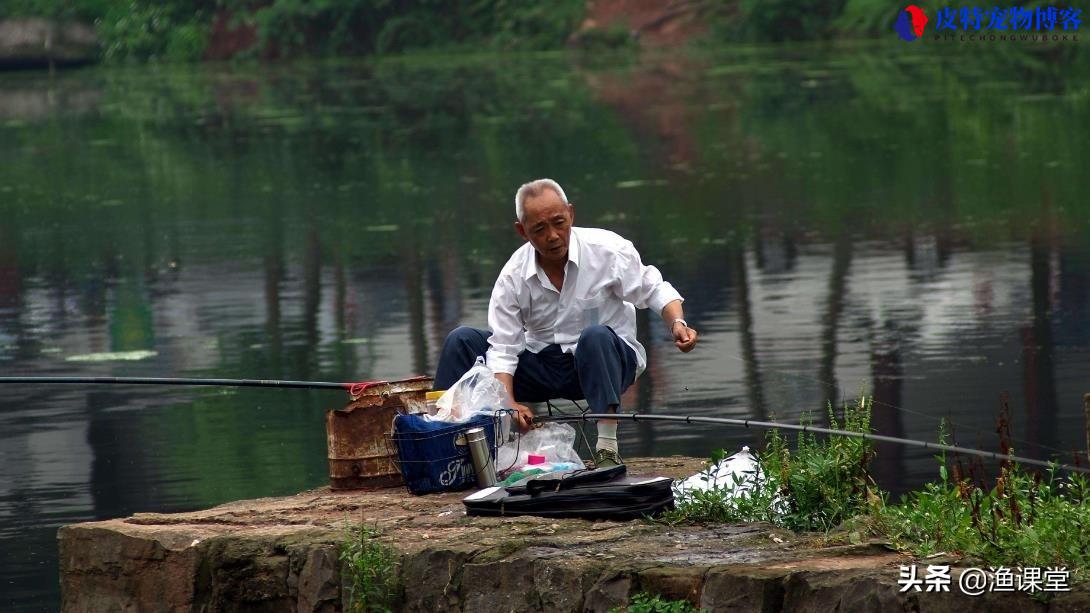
1023,233,1058,461
2,46,1089,609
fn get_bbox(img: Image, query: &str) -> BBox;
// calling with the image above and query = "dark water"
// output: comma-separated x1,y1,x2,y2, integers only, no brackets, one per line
2,45,1089,609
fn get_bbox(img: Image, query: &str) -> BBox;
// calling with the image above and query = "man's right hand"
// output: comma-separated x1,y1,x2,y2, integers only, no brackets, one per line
511,402,536,433
493,372,536,432
673,323,698,353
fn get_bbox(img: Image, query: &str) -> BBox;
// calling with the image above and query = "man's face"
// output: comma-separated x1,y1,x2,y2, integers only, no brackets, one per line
516,188,574,266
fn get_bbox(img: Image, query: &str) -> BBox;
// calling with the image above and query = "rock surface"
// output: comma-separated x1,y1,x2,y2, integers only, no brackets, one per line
0,19,97,69
59,456,1083,611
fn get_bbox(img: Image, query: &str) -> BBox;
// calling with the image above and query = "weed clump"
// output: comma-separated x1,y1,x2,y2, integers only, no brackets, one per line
664,395,1090,573
611,591,705,613
340,522,399,613
663,396,879,533
869,414,1090,571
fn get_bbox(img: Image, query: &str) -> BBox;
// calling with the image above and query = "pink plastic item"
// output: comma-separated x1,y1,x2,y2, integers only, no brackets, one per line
527,454,546,465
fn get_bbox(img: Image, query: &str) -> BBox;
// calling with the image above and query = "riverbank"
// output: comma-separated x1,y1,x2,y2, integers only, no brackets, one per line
57,456,1087,611
0,19,96,69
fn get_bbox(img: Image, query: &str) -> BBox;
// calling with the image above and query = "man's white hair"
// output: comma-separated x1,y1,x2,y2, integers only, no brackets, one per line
514,178,569,222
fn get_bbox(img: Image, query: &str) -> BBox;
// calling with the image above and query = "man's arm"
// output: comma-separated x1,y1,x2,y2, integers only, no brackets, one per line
614,240,698,353
486,274,536,431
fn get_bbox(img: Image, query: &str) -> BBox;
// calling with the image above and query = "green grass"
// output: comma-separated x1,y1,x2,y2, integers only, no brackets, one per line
865,421,1090,572
665,397,1089,573
872,464,1090,571
611,592,705,613
662,397,880,533
340,522,399,613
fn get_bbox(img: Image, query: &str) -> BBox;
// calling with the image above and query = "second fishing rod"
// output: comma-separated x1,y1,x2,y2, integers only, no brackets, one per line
534,412,1090,475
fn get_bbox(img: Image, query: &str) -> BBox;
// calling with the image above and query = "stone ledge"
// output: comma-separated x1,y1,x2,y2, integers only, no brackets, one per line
58,456,1086,611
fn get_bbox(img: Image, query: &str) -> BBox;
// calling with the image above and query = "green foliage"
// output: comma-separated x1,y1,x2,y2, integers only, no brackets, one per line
664,397,880,533
665,397,1090,569
340,523,399,613
835,0,903,35
6,0,1067,51
0,0,117,21
0,0,211,62
870,426,1090,570
659,448,787,526
374,11,445,54
1,0,584,62
244,0,586,57
487,0,586,50
245,0,373,57
765,399,880,532
736,0,847,41
163,22,210,62
97,1,211,62
612,592,705,613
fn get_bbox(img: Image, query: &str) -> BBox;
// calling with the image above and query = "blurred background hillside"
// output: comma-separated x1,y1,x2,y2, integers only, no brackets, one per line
4,0,1065,63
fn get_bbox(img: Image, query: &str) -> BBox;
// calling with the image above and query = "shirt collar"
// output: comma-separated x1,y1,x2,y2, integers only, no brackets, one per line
522,226,581,280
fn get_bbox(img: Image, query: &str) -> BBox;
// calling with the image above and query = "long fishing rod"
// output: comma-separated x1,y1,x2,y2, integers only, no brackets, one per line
535,412,1090,475
717,353,1075,459
5,377,1082,473
0,376,427,398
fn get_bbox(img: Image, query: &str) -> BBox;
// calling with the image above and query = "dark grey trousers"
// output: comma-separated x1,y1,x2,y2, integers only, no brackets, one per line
434,325,637,412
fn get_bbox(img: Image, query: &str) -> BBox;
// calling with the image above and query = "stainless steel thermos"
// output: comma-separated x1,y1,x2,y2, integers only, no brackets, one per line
464,427,497,487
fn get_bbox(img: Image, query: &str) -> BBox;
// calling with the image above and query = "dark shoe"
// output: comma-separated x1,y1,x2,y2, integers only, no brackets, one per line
594,448,623,468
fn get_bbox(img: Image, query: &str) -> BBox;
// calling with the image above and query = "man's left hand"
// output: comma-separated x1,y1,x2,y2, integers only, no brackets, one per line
673,322,698,353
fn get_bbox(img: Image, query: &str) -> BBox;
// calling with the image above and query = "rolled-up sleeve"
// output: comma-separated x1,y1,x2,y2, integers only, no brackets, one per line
614,239,683,314
485,273,526,375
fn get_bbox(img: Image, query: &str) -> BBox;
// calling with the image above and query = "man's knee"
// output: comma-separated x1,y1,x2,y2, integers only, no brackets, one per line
577,325,616,349
436,327,490,389
442,326,488,352
447,326,479,343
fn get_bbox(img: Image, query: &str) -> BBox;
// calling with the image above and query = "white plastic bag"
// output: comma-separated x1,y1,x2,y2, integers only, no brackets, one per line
673,446,761,498
496,422,585,473
431,357,508,423
673,446,789,517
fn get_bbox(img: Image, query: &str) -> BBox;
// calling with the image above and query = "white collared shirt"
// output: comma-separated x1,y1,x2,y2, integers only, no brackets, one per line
485,226,683,379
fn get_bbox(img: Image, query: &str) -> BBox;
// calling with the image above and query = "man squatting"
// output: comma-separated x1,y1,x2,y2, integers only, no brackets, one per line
434,178,698,467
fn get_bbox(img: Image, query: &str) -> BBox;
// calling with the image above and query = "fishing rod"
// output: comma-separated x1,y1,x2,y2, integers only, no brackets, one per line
535,412,1090,475
4,377,1083,473
716,353,1076,459
0,376,427,398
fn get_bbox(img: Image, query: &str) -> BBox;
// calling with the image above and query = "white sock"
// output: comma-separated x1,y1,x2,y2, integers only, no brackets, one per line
596,422,618,453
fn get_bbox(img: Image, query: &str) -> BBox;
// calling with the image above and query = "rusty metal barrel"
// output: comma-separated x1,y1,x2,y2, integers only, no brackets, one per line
326,376,433,490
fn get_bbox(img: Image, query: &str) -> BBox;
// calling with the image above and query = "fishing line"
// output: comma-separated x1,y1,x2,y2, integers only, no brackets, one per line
535,412,1090,475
